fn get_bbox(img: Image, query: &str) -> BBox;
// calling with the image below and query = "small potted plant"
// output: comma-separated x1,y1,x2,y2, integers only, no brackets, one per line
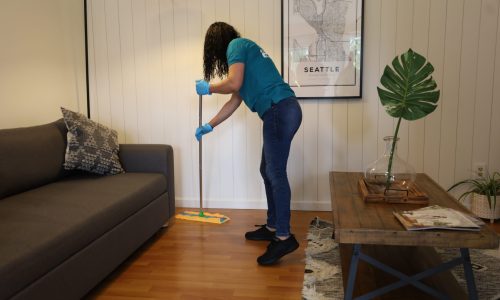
448,171,500,223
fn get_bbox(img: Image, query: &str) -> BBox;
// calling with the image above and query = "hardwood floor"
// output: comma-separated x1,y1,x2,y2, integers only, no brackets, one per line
86,209,332,300
86,208,500,300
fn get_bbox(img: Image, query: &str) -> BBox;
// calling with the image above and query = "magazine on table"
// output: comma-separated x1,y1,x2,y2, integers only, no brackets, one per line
393,205,483,231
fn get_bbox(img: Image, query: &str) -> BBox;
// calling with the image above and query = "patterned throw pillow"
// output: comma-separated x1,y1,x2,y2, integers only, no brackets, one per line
61,107,124,175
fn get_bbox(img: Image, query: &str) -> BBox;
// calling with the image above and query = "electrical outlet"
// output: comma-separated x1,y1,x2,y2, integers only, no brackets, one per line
473,163,487,178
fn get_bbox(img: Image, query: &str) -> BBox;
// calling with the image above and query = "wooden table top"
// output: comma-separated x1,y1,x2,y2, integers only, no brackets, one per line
330,172,499,249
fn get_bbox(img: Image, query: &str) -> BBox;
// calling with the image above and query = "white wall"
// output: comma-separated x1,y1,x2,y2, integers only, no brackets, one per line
0,0,87,129
87,0,500,210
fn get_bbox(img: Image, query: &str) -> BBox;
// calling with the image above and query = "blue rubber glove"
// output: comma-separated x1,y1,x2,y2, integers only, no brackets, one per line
195,123,213,141
195,80,211,95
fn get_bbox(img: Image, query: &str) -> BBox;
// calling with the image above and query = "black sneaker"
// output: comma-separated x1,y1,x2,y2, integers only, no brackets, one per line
257,235,299,265
245,225,276,241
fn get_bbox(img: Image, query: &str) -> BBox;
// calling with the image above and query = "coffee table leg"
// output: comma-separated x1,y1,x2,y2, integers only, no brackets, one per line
460,248,478,300
345,244,361,300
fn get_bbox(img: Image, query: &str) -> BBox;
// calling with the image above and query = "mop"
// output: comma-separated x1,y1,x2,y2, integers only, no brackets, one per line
175,94,230,224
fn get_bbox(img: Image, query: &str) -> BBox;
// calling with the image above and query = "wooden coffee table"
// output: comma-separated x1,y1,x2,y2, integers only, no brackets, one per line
330,172,499,300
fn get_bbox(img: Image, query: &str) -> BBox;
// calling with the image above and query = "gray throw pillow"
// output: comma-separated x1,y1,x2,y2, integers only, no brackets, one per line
61,107,124,175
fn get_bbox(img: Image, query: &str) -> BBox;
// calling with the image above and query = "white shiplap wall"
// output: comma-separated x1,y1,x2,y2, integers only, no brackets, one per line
87,0,500,210
0,0,86,129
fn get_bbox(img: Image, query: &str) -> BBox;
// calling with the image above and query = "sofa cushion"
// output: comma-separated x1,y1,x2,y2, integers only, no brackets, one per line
0,172,167,299
0,119,67,200
61,107,124,175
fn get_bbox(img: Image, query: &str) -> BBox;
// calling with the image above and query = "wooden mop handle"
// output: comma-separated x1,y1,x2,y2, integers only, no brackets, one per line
199,94,203,212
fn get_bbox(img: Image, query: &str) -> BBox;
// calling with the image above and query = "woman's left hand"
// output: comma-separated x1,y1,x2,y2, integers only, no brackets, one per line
195,80,211,95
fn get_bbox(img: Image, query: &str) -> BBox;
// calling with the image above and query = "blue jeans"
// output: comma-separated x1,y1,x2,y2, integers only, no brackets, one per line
260,97,302,237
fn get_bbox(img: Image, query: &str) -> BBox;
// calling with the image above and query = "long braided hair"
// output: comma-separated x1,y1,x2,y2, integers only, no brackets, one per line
203,22,241,81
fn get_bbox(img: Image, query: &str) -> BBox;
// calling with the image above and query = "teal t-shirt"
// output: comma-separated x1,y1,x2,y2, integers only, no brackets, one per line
226,38,295,118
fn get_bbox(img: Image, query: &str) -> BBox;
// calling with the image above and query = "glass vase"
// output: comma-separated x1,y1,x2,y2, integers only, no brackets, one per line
364,136,416,195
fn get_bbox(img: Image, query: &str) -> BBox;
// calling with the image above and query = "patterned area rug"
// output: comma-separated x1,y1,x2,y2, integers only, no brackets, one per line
302,217,500,300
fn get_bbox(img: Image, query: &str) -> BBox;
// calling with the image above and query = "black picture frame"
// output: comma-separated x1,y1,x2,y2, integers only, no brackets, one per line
281,0,364,99
84,0,91,118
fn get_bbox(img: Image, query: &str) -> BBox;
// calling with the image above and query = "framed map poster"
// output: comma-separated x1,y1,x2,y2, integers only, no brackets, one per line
282,0,364,98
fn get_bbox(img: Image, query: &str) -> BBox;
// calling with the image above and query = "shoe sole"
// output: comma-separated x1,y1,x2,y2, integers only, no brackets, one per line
257,243,300,266
245,236,275,241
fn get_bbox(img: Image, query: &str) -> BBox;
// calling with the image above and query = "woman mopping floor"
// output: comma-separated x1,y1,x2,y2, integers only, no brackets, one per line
194,22,302,265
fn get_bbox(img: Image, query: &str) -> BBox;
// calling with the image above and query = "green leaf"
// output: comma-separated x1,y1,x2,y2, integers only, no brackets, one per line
382,65,406,88
391,56,407,80
377,88,405,118
412,77,438,94
409,63,434,86
408,51,427,77
400,106,431,120
381,75,405,97
405,91,440,103
378,48,440,122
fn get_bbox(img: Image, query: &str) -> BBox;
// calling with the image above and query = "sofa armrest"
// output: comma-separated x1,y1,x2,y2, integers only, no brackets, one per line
119,144,175,218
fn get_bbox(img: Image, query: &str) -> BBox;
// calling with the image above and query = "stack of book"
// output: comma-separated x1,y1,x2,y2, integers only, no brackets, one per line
393,205,484,231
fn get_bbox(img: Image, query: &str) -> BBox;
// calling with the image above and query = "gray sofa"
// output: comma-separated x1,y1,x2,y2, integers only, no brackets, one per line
0,119,175,300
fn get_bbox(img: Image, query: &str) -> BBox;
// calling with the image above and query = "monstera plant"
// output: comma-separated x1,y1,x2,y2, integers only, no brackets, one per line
377,49,440,189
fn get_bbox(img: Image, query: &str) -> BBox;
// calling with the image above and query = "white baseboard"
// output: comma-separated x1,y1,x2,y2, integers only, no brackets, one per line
291,201,332,211
175,197,331,211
